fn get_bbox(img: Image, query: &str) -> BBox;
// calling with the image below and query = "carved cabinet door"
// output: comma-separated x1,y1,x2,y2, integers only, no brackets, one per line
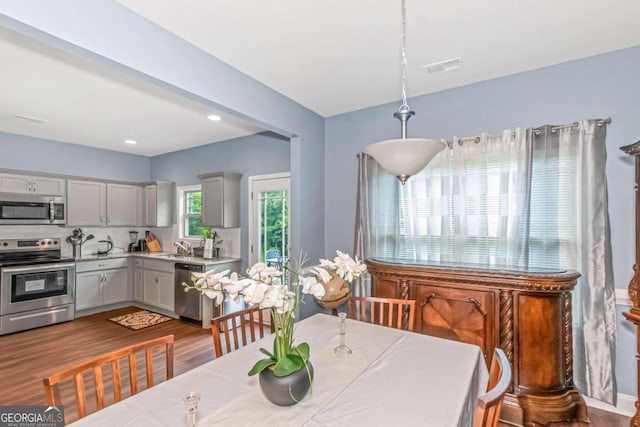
414,283,498,362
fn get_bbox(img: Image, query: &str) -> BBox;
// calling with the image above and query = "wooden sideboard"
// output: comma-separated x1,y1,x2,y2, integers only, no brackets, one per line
366,257,588,427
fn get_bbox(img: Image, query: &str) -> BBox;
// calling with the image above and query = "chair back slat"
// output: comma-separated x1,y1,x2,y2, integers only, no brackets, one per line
349,296,416,332
43,335,174,420
74,372,87,418
212,306,273,358
145,347,154,388
473,348,511,427
111,359,122,403
129,353,138,395
93,366,105,410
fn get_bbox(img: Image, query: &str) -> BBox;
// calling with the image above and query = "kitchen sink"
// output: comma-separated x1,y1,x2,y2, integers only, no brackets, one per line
153,254,189,260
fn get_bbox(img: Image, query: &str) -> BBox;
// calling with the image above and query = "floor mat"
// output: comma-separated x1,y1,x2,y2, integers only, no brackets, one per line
108,310,173,330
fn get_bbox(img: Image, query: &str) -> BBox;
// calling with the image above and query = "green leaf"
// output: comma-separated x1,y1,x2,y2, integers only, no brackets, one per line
248,358,276,376
273,354,304,377
293,342,310,362
259,347,274,359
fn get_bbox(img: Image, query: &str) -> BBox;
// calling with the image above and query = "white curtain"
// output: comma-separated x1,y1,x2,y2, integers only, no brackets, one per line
529,121,616,403
355,119,616,403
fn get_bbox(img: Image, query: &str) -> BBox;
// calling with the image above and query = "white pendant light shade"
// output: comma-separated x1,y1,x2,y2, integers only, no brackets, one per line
366,137,446,184
366,0,446,185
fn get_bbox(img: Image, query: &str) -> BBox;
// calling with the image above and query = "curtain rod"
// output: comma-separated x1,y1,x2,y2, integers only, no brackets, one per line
356,118,613,157
533,117,612,136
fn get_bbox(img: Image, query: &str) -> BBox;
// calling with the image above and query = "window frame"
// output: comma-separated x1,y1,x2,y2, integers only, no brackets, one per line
178,185,204,242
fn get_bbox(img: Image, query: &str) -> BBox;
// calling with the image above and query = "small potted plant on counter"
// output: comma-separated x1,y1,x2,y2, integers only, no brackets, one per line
202,228,223,259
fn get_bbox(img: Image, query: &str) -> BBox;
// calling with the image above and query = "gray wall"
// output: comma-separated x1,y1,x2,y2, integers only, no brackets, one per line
325,45,640,397
0,131,150,181
150,132,290,265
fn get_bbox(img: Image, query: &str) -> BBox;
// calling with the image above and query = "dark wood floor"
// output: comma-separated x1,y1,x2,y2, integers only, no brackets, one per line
0,306,631,426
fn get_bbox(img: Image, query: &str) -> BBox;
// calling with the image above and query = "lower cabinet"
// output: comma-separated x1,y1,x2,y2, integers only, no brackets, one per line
76,262,128,311
142,261,174,312
134,268,144,302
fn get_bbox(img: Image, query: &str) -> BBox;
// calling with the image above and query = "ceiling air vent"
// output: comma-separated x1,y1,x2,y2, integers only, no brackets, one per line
423,57,463,75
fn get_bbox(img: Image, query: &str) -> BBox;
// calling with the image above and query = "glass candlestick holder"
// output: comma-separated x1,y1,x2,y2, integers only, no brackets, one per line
334,312,352,357
182,391,200,427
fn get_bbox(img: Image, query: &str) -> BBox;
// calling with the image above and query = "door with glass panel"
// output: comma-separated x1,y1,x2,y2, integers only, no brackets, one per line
248,174,290,271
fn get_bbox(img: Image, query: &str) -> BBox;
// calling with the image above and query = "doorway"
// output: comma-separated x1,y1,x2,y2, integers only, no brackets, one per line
248,173,290,269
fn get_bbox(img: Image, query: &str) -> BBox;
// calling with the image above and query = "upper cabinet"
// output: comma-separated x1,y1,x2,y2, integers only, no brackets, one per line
67,180,106,226
200,172,241,228
67,180,141,226
106,183,139,226
0,173,65,196
144,182,174,227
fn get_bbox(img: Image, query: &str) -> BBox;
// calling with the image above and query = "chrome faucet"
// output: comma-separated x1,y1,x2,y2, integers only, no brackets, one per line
173,240,192,256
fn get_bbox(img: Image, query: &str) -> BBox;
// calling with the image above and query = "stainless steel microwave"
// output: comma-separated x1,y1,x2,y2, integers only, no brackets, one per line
0,193,65,224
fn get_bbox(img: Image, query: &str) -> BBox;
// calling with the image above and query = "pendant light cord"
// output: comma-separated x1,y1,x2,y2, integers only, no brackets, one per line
399,0,410,114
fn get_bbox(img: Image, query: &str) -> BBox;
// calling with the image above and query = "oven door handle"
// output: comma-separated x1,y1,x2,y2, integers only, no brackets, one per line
2,262,76,274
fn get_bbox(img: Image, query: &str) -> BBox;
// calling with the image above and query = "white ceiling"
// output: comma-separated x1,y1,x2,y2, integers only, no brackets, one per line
0,27,265,157
119,0,640,117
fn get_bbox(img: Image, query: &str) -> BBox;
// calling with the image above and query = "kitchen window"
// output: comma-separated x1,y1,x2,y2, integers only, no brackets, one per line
179,186,206,238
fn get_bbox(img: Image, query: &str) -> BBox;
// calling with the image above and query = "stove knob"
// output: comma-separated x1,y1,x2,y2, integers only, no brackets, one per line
2,242,7,247
47,240,52,245
53,240,58,245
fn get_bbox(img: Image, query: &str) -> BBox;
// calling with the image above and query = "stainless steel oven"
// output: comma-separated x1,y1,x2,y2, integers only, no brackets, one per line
0,193,65,224
0,238,75,335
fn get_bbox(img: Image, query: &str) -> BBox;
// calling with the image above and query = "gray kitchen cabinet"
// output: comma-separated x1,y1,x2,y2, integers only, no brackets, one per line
199,172,241,228
144,182,174,227
67,180,139,226
101,269,129,305
76,258,129,312
75,271,103,311
67,180,106,226
106,183,139,226
134,268,144,302
0,172,65,196
142,259,174,311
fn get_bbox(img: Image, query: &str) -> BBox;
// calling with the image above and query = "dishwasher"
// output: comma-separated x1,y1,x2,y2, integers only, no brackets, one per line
174,263,222,322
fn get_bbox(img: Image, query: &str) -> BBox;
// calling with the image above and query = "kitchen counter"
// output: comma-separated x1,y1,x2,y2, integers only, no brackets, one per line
75,251,241,267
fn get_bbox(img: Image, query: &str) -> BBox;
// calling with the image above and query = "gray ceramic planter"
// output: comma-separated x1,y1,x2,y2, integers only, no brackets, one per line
258,362,314,406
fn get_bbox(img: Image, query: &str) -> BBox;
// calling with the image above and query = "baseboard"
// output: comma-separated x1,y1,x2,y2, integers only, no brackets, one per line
583,393,636,417
616,288,633,306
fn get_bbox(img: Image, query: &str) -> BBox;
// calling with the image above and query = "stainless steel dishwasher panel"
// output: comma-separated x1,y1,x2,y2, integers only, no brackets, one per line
174,263,205,321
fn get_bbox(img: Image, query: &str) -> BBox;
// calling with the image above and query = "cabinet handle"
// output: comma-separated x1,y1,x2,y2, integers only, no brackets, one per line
421,293,487,316
106,217,110,225
154,277,159,283
99,216,104,224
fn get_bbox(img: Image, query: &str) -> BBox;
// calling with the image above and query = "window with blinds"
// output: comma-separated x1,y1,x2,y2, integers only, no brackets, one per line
373,134,576,268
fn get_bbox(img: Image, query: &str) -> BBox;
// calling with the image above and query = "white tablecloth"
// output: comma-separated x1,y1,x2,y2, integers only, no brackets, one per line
71,314,488,427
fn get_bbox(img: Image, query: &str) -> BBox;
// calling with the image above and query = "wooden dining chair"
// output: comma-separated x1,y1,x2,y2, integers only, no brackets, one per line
473,348,511,427
348,296,416,331
212,306,274,357
42,335,174,420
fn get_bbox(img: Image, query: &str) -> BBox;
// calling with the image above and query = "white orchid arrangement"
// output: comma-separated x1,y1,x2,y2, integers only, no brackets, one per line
183,250,366,377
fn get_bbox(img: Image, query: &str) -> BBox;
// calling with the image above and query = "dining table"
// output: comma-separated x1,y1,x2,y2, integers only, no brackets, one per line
71,313,489,426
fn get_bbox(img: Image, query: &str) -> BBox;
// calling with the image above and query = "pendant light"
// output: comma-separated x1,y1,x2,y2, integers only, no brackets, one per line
366,0,446,185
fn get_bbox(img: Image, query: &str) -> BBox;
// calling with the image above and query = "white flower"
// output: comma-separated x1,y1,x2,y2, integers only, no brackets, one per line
246,263,282,283
313,266,332,283
301,275,326,298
